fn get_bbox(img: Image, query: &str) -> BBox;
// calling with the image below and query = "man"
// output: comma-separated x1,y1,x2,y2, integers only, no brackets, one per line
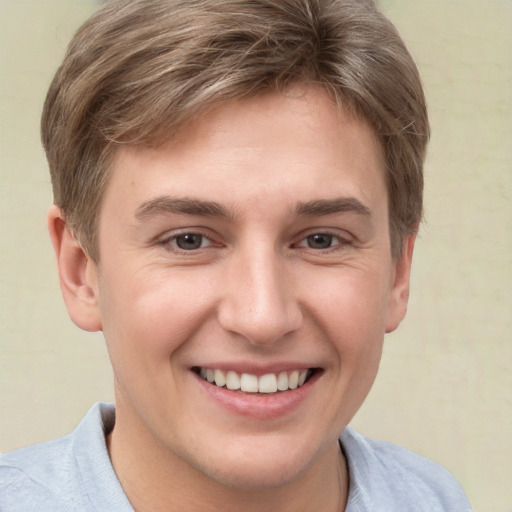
0,0,472,510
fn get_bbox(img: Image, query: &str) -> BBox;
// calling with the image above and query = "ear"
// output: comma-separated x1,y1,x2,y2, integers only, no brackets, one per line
385,234,416,333
47,205,102,332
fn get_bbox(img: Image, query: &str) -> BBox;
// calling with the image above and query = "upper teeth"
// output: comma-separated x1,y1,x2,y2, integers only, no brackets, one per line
199,368,310,393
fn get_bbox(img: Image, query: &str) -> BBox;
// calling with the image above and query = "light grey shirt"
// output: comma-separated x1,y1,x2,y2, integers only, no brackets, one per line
0,403,471,511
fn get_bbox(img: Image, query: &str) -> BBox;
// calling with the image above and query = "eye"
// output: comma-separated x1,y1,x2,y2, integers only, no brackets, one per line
168,233,213,251
304,233,335,249
294,232,350,251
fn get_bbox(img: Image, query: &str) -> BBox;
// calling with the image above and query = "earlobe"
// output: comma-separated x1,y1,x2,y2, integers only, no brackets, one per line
385,234,416,333
47,205,102,332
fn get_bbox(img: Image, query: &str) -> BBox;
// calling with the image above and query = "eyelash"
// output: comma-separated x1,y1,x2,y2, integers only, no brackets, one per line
159,230,219,252
293,231,352,252
159,229,352,254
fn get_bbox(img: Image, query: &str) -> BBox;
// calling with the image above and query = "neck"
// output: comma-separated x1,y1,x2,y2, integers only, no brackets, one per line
107,410,348,512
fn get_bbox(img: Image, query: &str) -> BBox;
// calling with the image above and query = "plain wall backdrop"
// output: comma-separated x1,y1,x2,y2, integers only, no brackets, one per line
1,1,511,511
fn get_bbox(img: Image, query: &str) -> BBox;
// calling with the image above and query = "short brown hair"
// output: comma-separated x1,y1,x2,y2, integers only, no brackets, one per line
41,0,429,261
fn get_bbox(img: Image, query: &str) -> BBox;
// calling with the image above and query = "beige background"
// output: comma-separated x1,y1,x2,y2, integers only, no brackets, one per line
1,1,511,510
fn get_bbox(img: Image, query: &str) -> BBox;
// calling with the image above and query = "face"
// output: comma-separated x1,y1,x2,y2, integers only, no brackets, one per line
74,86,413,491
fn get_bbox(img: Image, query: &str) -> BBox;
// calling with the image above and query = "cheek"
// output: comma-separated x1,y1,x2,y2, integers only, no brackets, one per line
98,268,215,373
306,268,390,383
308,267,391,336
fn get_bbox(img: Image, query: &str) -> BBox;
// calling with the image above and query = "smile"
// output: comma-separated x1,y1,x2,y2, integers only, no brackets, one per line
195,367,315,393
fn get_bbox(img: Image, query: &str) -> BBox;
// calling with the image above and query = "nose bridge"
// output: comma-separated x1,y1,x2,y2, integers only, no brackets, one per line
218,243,302,345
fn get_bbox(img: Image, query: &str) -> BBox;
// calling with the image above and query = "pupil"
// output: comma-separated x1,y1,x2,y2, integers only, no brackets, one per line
308,234,332,249
176,234,202,250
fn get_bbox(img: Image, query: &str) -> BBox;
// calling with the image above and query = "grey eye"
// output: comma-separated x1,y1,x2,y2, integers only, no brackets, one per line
306,234,334,249
175,233,204,250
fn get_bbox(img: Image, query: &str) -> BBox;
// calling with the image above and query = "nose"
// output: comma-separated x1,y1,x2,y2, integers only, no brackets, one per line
217,248,303,346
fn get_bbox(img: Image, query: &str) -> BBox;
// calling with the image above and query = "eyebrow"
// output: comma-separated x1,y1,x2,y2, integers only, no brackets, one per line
134,195,370,223
135,196,233,221
295,197,371,217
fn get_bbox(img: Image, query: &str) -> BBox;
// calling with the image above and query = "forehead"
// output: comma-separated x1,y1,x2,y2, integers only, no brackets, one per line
103,86,386,219
169,86,381,162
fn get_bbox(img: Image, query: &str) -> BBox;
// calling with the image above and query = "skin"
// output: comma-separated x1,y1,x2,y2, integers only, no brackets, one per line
48,85,415,512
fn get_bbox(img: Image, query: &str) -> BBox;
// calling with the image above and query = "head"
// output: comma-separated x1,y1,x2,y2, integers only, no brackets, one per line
43,0,429,501
42,0,428,263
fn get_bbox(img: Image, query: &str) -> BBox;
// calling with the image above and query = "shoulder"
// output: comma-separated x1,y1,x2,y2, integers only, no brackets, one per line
0,435,75,511
341,428,472,512
0,402,126,512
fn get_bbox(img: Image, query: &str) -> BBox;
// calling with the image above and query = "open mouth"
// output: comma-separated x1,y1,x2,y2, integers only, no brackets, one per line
192,367,319,394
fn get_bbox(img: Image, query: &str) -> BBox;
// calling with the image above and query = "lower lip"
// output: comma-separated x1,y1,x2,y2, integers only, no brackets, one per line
193,371,320,420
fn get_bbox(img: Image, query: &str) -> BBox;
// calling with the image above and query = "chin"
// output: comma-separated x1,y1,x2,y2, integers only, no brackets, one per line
189,436,325,492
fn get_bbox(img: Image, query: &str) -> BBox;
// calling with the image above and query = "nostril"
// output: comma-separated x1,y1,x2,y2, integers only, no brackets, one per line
217,306,303,346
